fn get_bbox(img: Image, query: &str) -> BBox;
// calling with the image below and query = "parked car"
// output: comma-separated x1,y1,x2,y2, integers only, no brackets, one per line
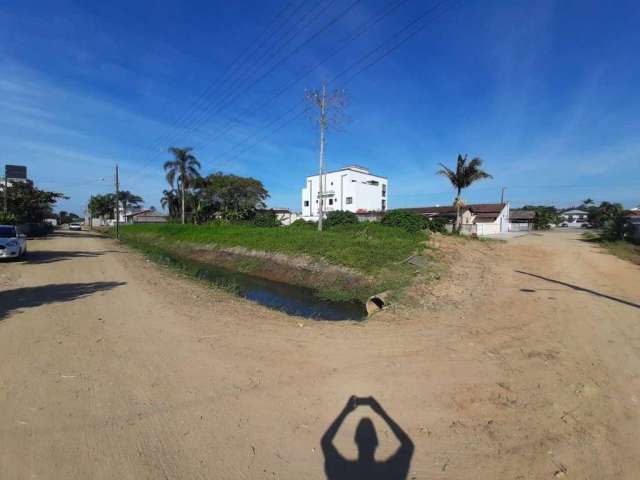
69,223,83,231
560,222,569,227
0,225,27,259
580,222,594,229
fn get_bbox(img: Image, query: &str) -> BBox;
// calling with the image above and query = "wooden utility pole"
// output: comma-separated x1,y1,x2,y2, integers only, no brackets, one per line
115,164,120,239
305,83,348,232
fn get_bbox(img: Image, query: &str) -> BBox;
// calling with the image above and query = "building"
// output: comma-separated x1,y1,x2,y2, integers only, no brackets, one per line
558,208,589,226
125,209,168,224
258,208,301,226
407,203,510,236
508,209,536,231
301,165,387,221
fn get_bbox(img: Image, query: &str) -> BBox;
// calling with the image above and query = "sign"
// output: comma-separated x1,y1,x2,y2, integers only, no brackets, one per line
5,165,27,180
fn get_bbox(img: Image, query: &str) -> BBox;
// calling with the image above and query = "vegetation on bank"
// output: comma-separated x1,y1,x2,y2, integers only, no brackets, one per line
116,222,431,302
118,222,426,273
582,231,640,266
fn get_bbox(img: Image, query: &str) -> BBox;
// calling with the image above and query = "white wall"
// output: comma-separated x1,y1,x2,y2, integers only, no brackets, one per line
301,168,387,219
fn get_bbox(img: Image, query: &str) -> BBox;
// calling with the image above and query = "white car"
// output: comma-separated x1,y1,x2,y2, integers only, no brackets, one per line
69,223,83,231
0,225,27,259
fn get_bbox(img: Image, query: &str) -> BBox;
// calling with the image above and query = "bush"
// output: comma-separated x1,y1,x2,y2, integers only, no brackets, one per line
289,218,315,228
325,210,358,228
425,217,448,234
380,210,427,234
0,213,17,225
248,210,281,228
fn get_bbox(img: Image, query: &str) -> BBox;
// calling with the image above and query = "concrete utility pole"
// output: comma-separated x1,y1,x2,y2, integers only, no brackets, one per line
305,83,348,232
3,169,7,217
316,84,327,232
115,164,120,239
501,186,506,204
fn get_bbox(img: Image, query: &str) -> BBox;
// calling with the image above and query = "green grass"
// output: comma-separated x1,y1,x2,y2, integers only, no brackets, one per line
118,222,426,274
582,231,640,265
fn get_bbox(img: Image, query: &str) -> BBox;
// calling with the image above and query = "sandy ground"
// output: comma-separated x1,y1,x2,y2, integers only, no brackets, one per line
1,229,639,479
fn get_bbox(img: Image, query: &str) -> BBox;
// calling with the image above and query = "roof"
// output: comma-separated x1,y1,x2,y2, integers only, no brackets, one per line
405,203,506,215
510,209,536,221
307,166,387,180
560,209,589,214
126,209,167,218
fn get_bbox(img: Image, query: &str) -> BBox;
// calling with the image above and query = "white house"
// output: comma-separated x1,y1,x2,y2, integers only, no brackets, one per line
301,165,387,220
408,203,510,236
559,208,589,226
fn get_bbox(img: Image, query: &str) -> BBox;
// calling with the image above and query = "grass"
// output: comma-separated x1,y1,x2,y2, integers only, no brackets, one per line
118,223,426,274
582,231,640,265
115,222,430,301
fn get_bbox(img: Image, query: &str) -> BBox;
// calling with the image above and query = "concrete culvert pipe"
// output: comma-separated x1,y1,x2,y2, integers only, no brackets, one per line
366,291,391,315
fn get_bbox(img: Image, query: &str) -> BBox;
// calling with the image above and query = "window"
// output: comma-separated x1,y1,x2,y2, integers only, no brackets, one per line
346,197,353,204
304,201,309,207
382,200,386,211
329,199,333,205
367,180,379,186
382,184,386,198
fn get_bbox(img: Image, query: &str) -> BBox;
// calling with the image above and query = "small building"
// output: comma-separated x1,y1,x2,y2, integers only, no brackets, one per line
406,203,510,236
301,165,387,221
125,209,168,224
558,208,589,226
259,208,301,226
509,209,535,231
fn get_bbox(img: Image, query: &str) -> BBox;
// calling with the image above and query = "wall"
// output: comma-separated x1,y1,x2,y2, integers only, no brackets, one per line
301,169,387,219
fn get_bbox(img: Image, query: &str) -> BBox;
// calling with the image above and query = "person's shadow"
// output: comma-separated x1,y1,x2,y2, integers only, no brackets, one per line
321,396,414,480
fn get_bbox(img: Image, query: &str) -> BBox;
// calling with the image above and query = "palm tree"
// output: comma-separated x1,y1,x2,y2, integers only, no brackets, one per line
436,154,493,232
117,191,144,218
164,147,201,224
161,189,180,219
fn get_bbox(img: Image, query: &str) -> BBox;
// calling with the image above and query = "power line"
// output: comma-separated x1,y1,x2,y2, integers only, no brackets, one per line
137,0,336,177
128,0,354,187
187,0,413,157
145,0,306,155
212,0,456,167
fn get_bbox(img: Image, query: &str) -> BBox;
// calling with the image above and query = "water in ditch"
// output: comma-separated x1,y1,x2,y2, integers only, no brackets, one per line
157,252,367,321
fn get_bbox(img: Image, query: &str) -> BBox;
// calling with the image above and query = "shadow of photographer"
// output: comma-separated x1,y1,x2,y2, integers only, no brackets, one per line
321,396,414,480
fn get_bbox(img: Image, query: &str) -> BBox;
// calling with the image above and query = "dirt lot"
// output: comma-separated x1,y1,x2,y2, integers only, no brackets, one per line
1,229,639,479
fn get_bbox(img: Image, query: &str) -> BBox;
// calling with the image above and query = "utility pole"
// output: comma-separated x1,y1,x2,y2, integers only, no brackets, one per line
115,164,120,239
317,84,327,232
3,168,7,217
501,186,506,204
305,83,348,232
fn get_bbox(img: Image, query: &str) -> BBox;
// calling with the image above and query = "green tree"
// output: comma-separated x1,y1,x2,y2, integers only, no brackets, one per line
164,147,201,224
436,154,493,232
117,190,144,215
4,182,66,224
161,189,180,219
88,194,116,224
195,172,269,222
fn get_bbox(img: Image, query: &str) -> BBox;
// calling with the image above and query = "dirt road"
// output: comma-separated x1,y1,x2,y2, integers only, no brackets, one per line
1,229,639,479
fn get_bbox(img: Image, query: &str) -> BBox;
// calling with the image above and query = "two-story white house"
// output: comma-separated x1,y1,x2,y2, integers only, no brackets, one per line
301,165,387,220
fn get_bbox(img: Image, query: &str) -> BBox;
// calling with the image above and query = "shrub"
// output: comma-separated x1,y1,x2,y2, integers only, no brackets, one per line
248,210,281,228
380,210,427,233
425,217,448,234
325,210,358,228
289,218,315,228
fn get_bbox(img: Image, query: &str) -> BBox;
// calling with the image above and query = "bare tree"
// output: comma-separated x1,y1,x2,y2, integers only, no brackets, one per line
305,83,348,231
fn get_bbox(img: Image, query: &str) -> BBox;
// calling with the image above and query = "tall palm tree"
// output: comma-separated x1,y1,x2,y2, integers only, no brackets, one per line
163,147,201,224
117,191,143,218
436,154,493,232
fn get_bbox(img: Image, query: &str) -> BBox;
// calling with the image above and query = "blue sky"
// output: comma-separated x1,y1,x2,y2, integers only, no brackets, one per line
1,0,638,214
